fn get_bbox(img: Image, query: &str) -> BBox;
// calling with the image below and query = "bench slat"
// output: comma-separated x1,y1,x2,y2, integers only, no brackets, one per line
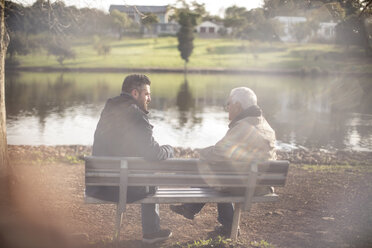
85,157,289,174
86,173,288,187
85,188,280,204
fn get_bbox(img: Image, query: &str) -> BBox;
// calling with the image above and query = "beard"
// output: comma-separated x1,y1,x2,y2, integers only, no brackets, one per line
142,103,148,112
137,101,148,112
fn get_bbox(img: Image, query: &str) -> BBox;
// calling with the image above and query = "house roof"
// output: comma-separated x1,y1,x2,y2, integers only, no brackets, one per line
197,21,222,28
109,5,168,14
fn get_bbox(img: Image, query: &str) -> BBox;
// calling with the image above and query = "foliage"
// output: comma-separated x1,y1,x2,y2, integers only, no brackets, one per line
336,15,368,46
65,155,82,164
333,1,372,55
263,0,369,19
176,236,231,248
74,8,113,36
93,36,111,56
141,12,159,35
4,0,118,60
263,0,308,17
250,240,275,248
314,2,345,21
224,6,281,41
203,14,223,23
290,21,312,42
141,12,159,27
6,32,30,58
262,0,371,54
223,5,247,36
190,1,208,19
110,9,132,39
46,38,76,65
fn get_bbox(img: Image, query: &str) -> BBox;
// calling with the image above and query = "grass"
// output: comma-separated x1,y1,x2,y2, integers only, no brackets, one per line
175,236,232,248
295,164,372,173
12,36,372,73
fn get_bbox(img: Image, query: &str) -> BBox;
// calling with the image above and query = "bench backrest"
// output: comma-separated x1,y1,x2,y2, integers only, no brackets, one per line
85,156,289,211
85,156,289,188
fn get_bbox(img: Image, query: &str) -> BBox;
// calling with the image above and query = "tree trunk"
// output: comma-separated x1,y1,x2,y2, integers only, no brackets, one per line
0,0,10,205
361,17,372,56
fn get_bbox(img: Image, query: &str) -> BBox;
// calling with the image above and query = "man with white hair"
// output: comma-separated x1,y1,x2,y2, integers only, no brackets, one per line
170,87,276,236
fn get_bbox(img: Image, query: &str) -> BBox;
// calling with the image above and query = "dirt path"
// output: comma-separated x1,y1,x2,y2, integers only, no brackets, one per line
4,146,372,248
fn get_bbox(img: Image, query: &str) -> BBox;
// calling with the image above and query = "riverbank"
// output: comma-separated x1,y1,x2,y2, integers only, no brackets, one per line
7,66,372,77
8,145,372,166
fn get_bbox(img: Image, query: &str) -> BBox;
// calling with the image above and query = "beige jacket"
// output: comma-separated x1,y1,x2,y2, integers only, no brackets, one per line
198,115,276,163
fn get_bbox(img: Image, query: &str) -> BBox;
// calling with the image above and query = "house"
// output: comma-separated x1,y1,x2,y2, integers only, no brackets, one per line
273,16,337,43
196,21,231,37
273,16,307,42
109,5,179,36
317,22,337,41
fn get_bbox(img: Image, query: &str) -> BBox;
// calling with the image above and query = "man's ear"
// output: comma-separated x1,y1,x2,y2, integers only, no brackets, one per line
235,102,243,113
131,88,139,99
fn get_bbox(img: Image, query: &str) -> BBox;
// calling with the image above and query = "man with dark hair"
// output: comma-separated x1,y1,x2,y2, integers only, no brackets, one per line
88,74,174,244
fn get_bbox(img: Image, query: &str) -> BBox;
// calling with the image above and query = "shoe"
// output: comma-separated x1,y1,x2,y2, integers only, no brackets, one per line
215,225,240,237
254,186,275,196
142,229,172,244
170,205,195,220
270,186,275,194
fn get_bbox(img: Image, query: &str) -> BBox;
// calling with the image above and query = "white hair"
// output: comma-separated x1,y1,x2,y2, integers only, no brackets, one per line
229,87,257,110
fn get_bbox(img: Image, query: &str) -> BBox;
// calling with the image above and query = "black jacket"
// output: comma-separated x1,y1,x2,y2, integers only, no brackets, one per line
87,93,174,202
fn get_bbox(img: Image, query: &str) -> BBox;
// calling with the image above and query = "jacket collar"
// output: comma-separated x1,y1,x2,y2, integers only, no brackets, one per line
228,105,262,129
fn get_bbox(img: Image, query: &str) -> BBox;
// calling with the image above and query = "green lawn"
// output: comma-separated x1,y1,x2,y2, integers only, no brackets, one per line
12,36,372,73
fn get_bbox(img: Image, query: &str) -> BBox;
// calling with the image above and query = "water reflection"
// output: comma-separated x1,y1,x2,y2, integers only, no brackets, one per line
5,72,372,151
176,77,203,129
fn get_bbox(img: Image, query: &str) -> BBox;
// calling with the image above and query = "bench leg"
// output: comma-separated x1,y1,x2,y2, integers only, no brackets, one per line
230,203,242,240
114,208,123,246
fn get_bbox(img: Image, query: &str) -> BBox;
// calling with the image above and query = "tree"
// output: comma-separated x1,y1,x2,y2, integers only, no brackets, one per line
291,21,311,42
175,4,200,71
223,6,282,41
223,5,247,37
263,0,371,52
333,0,372,54
190,1,208,19
263,0,304,17
141,12,159,36
46,38,76,65
0,0,10,203
110,9,131,40
93,36,111,56
6,31,30,59
1,0,86,204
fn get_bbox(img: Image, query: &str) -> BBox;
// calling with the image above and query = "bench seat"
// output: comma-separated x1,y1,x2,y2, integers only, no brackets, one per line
85,187,279,204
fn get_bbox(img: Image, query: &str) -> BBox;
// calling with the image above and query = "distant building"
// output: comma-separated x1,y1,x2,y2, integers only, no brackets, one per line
273,16,337,43
317,22,337,41
196,21,231,37
109,5,179,36
365,17,372,47
273,16,307,42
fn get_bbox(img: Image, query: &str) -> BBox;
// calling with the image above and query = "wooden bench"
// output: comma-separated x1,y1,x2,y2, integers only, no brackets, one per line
84,156,289,242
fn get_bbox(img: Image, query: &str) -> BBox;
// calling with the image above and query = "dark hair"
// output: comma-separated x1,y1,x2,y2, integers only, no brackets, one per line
121,74,151,93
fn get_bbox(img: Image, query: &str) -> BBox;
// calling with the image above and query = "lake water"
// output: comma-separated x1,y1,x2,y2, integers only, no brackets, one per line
5,72,372,151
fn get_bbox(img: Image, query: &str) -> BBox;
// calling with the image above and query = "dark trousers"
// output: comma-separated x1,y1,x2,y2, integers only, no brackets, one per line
183,203,234,228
